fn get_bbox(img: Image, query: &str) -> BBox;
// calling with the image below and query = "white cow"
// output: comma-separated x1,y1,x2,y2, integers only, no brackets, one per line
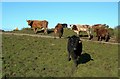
70,24,92,40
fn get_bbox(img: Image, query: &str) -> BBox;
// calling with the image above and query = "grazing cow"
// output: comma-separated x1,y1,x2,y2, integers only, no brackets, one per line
54,23,64,38
26,20,48,34
95,28,110,42
67,35,82,67
70,24,92,40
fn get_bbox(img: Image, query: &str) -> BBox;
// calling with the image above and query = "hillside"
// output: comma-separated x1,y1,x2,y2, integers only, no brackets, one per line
1,28,119,77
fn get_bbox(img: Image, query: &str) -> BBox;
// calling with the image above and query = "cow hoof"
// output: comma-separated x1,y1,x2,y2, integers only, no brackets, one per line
68,58,71,61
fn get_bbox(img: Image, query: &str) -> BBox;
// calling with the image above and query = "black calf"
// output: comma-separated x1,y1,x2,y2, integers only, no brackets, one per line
67,35,82,67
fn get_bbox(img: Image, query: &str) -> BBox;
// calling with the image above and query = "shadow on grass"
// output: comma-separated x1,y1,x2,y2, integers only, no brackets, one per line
47,30,54,34
37,29,54,34
79,35,89,37
78,53,94,64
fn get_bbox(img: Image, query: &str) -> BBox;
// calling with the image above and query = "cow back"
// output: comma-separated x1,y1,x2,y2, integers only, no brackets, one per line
27,20,48,29
32,20,48,28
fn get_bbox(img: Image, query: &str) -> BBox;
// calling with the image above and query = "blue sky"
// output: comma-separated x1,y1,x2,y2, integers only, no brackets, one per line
2,2,118,31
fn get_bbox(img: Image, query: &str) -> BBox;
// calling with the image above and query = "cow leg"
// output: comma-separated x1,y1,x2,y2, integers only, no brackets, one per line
77,31,79,36
100,37,102,41
105,35,110,42
68,52,71,61
59,32,63,38
44,28,48,34
87,31,92,40
71,53,78,67
88,35,90,39
54,34,56,39
59,28,63,38
34,28,37,34
98,36,100,41
78,31,80,37
54,29,57,39
73,59,78,67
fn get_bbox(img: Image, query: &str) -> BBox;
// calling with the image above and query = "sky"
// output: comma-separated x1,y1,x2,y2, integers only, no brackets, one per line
1,2,118,31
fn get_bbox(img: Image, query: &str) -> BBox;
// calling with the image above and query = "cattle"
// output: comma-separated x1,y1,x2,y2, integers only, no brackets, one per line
95,27,110,42
67,35,82,67
70,24,93,40
92,24,110,42
92,24,108,33
26,20,48,34
92,24,106,37
54,23,64,38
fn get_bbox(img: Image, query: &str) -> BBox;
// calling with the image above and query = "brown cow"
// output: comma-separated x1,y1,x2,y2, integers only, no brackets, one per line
54,23,64,38
26,20,48,34
95,27,110,42
92,24,108,37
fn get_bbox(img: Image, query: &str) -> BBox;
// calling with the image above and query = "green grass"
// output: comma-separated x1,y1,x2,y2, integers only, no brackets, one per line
2,32,118,77
6,27,119,42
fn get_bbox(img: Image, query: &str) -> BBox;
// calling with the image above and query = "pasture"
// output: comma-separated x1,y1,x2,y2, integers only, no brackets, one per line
2,28,119,77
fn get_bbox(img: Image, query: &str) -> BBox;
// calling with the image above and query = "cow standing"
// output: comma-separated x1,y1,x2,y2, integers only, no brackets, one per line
70,24,92,40
96,28,110,42
54,23,64,38
67,35,82,67
26,20,48,34
92,24,107,36
92,24,110,42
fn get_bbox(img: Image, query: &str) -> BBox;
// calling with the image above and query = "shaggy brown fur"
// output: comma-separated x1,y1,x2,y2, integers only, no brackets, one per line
26,20,48,34
54,23,64,38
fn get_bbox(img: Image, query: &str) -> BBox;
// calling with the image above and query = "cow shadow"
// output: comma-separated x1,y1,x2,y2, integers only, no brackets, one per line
79,35,88,37
77,53,93,64
47,29,54,34
37,30,44,34
36,29,54,34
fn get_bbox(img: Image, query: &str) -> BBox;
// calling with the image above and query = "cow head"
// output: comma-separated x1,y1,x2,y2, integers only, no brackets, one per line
26,20,33,27
70,24,78,30
26,20,31,25
68,35,82,51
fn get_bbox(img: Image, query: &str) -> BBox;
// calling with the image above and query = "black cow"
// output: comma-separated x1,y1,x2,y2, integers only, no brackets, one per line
67,35,82,67
62,23,67,28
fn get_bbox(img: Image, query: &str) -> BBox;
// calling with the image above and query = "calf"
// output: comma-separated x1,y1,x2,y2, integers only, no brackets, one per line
67,35,82,67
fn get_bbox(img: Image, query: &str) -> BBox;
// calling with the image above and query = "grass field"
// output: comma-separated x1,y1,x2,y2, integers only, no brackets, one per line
2,28,119,77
